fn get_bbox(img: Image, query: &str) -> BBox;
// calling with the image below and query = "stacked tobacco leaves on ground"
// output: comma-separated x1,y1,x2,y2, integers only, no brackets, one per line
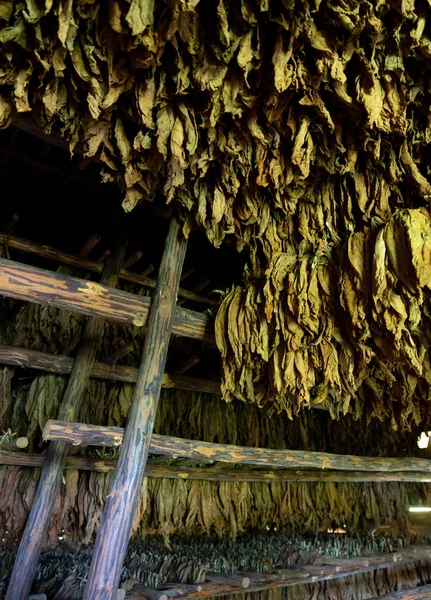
1,531,429,597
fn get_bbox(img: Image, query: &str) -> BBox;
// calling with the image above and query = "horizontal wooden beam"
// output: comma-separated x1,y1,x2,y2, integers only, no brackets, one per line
0,259,214,343
43,420,431,473
367,584,431,599
0,234,217,306
126,547,431,600
0,345,221,395
3,450,431,482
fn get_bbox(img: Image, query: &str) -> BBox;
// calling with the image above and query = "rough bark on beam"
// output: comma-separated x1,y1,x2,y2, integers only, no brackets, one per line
0,234,216,305
84,217,188,600
0,345,221,394
0,258,214,342
5,243,128,600
126,547,431,600
367,584,431,599
4,450,431,483
43,421,431,473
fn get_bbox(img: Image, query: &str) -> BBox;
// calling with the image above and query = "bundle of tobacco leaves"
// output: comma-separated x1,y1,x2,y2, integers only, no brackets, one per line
2,1,431,420
216,208,431,423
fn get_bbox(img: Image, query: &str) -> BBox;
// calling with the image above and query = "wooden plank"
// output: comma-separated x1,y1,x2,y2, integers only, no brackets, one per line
0,258,214,343
5,242,128,600
0,345,221,394
367,584,431,599
84,217,188,599
126,547,431,600
4,450,431,483
0,234,217,305
43,421,431,474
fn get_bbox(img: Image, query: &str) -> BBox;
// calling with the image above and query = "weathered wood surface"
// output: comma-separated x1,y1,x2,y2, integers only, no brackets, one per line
84,217,188,600
5,244,127,600
0,258,214,342
0,345,221,394
4,450,431,483
126,547,431,600
43,420,431,473
367,584,431,599
0,233,216,305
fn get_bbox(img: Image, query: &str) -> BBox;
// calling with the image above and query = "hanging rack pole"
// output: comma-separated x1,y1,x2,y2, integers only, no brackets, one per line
84,216,187,600
5,240,127,600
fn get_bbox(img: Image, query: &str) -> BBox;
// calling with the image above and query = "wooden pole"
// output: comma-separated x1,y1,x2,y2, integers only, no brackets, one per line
43,421,431,474
0,234,216,305
4,450,431,482
0,258,214,342
5,242,127,600
0,344,221,394
367,584,431,599
84,217,187,600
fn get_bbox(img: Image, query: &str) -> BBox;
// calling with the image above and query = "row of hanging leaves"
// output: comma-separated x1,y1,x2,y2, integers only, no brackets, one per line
2,1,431,419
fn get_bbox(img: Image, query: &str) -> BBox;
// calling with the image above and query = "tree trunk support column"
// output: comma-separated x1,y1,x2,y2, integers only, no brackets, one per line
5,241,127,600
84,217,187,600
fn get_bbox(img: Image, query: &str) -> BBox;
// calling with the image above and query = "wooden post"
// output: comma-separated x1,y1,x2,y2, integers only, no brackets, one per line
83,217,187,600
5,242,127,600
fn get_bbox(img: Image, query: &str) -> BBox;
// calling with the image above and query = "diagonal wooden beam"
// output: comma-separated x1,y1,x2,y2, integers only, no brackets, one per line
0,258,214,343
84,216,188,599
43,420,431,474
5,241,128,600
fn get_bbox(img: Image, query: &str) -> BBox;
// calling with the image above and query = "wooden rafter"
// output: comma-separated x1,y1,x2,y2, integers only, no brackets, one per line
0,233,218,306
3,450,431,482
0,258,214,343
367,584,431,599
43,420,431,473
0,345,221,394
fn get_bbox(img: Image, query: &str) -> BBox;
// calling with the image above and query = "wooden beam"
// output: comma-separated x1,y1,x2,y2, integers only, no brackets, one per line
119,270,218,306
123,250,143,270
0,258,214,343
175,355,200,375
126,547,431,600
5,242,128,600
105,342,135,364
0,345,221,395
84,217,188,599
0,234,217,305
367,584,431,599
79,234,102,258
4,450,431,482
43,421,431,473
0,233,103,272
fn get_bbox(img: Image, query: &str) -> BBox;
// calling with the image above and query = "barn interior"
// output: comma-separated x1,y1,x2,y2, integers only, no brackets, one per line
2,2,431,600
